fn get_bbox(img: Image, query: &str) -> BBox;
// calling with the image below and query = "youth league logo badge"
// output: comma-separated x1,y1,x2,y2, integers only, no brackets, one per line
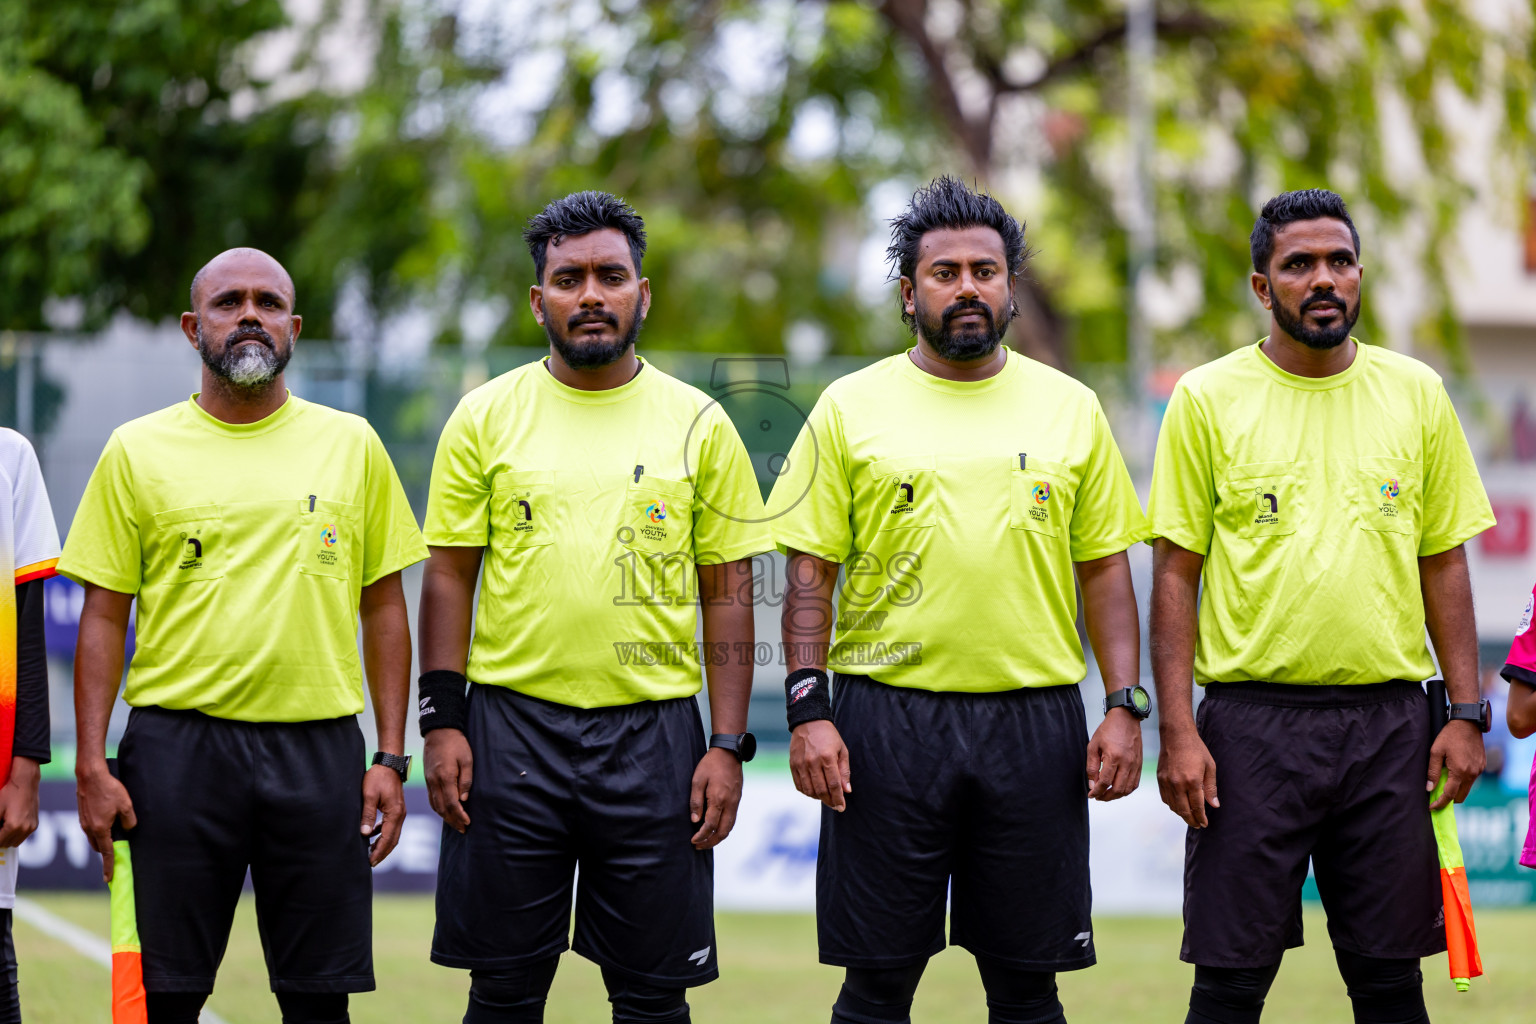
1377,477,1401,519
639,495,670,543
1518,593,1533,637
315,523,341,567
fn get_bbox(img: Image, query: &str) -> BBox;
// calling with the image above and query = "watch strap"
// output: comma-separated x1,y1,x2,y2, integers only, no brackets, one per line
1104,686,1151,720
1448,700,1491,733
709,732,757,763
371,751,412,781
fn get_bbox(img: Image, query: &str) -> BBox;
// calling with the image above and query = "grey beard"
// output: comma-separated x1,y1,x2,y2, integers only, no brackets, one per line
223,343,280,386
197,324,290,390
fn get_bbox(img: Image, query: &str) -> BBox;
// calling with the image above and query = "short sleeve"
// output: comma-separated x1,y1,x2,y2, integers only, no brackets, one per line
57,432,142,594
1501,585,1536,688
1068,401,1151,562
360,426,428,586
10,435,60,582
424,399,492,547
1418,385,1496,557
690,406,773,565
765,393,854,562
1148,382,1217,556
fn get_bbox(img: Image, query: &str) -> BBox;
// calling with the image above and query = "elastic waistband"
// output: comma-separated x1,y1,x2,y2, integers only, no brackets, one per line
1202,680,1423,708
835,673,1078,700
470,681,695,714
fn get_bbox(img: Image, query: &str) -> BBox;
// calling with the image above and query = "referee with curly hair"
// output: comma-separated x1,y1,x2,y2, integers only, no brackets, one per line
768,177,1151,1024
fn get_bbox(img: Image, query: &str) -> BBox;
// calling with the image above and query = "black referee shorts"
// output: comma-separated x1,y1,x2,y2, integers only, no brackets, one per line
431,684,717,986
1181,681,1445,968
818,674,1095,971
117,706,374,993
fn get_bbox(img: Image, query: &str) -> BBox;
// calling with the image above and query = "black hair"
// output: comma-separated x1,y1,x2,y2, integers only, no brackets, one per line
1250,189,1360,275
887,176,1028,331
523,191,647,283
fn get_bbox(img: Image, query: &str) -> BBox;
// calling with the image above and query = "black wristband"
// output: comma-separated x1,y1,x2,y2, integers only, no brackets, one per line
785,668,833,730
418,670,469,736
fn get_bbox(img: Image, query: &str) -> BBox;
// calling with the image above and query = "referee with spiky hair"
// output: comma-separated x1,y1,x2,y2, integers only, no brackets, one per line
1149,189,1494,1024
419,191,771,1023
66,247,427,1024
767,177,1151,1024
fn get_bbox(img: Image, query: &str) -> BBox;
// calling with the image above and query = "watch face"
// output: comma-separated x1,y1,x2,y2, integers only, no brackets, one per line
739,732,757,762
1131,686,1152,716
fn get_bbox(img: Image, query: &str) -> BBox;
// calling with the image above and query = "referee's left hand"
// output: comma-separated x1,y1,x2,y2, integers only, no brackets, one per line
689,748,743,850
362,764,406,866
1087,708,1143,801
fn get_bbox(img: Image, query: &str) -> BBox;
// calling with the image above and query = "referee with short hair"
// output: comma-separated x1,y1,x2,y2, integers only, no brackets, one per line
418,191,771,1023
767,177,1151,1024
66,248,428,1024
1149,189,1494,1024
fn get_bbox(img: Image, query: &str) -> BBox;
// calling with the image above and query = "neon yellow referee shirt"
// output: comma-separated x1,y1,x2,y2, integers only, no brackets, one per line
58,394,428,722
766,347,1150,692
423,358,772,708
1148,340,1496,685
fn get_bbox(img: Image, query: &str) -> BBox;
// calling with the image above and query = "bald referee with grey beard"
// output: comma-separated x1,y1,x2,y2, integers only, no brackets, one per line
66,247,427,1024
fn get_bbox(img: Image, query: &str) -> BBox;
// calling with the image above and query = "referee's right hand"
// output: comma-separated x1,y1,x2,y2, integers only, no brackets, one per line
425,729,474,833
790,720,851,811
76,763,136,883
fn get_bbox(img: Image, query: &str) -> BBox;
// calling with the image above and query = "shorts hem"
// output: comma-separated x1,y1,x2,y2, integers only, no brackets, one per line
269,975,375,994
1331,940,1447,960
573,945,718,988
817,939,947,970
952,941,1096,973
1180,943,1301,968
430,940,570,971
142,976,216,994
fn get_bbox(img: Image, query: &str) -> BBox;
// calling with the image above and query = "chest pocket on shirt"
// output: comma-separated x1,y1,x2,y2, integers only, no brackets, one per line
299,499,361,580
621,475,694,555
1220,462,1298,539
1356,456,1419,536
1009,458,1072,539
492,471,557,549
871,456,936,531
153,505,224,584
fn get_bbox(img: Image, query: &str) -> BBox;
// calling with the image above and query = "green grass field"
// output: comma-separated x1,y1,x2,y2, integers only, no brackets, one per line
12,895,1534,1023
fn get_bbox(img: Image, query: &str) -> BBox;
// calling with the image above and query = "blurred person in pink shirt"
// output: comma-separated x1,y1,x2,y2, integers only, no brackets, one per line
1501,583,1536,869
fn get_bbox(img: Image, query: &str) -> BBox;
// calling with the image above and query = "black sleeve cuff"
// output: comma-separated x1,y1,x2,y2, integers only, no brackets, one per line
1501,663,1536,688
10,747,50,766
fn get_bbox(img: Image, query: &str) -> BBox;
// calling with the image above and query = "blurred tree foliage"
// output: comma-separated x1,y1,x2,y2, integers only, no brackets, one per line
4,0,1533,367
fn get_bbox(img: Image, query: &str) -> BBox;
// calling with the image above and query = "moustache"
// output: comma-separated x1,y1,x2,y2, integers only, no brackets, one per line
225,326,276,349
1302,295,1346,313
567,312,619,331
943,301,994,325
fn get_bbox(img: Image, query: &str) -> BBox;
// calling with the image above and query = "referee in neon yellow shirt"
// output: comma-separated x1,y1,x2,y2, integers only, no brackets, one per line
417,192,770,1023
63,248,428,1024
1149,190,1495,1024
767,177,1151,1024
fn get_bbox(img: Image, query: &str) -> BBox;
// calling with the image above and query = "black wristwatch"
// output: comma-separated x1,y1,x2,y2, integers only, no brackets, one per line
371,751,412,782
1104,685,1152,721
1448,699,1492,734
709,732,757,763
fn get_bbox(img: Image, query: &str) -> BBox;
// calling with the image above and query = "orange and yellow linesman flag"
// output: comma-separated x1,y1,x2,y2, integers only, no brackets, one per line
1430,778,1483,992
109,839,147,1024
